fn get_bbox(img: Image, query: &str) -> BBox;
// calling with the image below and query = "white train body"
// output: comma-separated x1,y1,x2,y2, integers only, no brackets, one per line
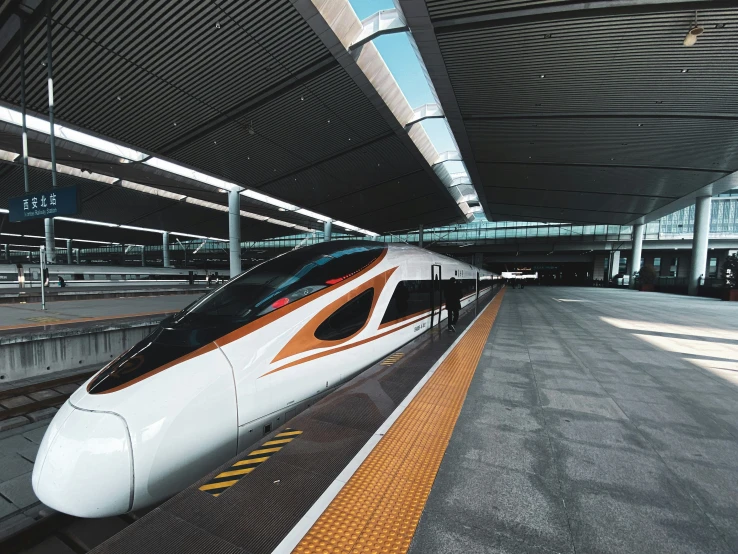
32,242,493,517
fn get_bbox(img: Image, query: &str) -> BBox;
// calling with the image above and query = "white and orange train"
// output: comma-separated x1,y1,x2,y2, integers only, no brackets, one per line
32,242,495,517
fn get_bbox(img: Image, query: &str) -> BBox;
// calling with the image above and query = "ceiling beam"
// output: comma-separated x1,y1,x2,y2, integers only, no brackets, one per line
396,0,491,220
432,0,737,34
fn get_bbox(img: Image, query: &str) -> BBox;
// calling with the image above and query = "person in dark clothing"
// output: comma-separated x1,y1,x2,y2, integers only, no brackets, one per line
58,275,66,288
445,277,461,332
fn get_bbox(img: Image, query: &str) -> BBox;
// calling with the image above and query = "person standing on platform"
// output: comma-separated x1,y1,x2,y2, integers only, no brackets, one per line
446,277,461,332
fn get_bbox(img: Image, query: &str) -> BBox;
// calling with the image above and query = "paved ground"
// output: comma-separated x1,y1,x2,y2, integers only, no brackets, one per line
0,293,204,329
410,286,738,554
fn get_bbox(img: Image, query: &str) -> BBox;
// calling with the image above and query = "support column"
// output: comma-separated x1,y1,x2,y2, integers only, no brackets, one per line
688,196,711,296
75,248,80,264
141,247,146,267
44,0,57,264
628,223,644,288
323,220,332,242
44,218,55,264
418,224,424,249
66,239,72,264
3,244,8,261
162,232,170,268
228,188,241,277
611,250,621,279
19,18,30,194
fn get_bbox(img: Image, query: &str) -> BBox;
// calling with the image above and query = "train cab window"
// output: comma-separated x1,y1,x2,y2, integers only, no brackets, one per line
180,242,383,323
314,289,374,341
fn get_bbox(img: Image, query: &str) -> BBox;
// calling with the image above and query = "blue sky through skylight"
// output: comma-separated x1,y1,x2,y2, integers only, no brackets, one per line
348,0,456,162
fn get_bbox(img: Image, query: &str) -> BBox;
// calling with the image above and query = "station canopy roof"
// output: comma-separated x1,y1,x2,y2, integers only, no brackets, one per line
1,0,738,250
0,0,464,247
399,0,738,224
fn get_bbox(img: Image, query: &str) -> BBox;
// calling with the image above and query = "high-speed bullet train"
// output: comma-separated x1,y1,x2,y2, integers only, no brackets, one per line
33,242,496,517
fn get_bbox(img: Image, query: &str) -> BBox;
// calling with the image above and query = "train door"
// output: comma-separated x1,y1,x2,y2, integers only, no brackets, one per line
16,264,24,288
29,265,40,287
430,264,442,328
476,271,480,301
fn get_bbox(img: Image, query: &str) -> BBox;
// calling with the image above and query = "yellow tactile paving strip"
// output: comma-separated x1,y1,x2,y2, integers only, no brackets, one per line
293,288,506,554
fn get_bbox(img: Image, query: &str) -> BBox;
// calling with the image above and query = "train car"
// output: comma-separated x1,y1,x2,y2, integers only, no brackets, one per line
32,242,496,517
0,263,228,288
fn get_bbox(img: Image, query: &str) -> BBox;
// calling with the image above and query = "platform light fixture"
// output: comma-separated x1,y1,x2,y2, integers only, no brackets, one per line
118,224,163,233
684,12,704,46
55,216,118,227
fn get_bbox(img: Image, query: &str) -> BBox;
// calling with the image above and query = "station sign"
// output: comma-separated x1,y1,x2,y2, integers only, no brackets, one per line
8,186,79,222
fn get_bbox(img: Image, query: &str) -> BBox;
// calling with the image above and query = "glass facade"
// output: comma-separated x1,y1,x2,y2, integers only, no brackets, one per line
52,194,738,260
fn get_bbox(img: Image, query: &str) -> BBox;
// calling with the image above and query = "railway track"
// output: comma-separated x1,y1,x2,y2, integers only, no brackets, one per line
0,370,144,553
0,507,151,554
0,371,95,426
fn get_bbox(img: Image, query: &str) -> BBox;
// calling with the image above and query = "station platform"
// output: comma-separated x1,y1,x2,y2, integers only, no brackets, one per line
0,293,203,334
0,284,210,305
17,286,738,554
0,294,203,383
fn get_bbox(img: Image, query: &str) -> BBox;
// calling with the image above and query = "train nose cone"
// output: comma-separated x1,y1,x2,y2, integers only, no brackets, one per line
32,401,133,518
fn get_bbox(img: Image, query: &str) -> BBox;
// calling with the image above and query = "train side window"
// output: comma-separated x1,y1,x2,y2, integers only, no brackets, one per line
314,288,374,341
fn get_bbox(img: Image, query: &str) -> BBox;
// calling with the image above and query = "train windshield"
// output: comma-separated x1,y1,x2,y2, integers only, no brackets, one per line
88,242,385,394
174,241,385,327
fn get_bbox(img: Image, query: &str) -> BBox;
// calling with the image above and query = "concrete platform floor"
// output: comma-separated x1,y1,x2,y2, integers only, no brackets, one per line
410,287,738,554
0,293,203,329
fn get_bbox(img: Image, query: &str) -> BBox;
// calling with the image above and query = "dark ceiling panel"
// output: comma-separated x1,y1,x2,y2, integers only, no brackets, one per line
315,171,461,232
0,0,461,235
484,187,670,216
426,0,573,20
468,118,738,172
477,163,726,199
421,4,738,223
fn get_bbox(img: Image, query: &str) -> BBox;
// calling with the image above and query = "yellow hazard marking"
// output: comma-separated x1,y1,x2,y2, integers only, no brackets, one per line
248,446,282,456
199,428,302,497
199,480,239,491
277,430,303,437
293,289,506,553
262,438,294,446
234,456,270,467
216,467,255,478
380,352,405,365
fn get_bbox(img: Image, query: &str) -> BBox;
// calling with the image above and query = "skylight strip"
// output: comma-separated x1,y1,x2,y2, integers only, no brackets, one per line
185,197,229,212
120,181,186,201
241,190,297,211
0,106,147,162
